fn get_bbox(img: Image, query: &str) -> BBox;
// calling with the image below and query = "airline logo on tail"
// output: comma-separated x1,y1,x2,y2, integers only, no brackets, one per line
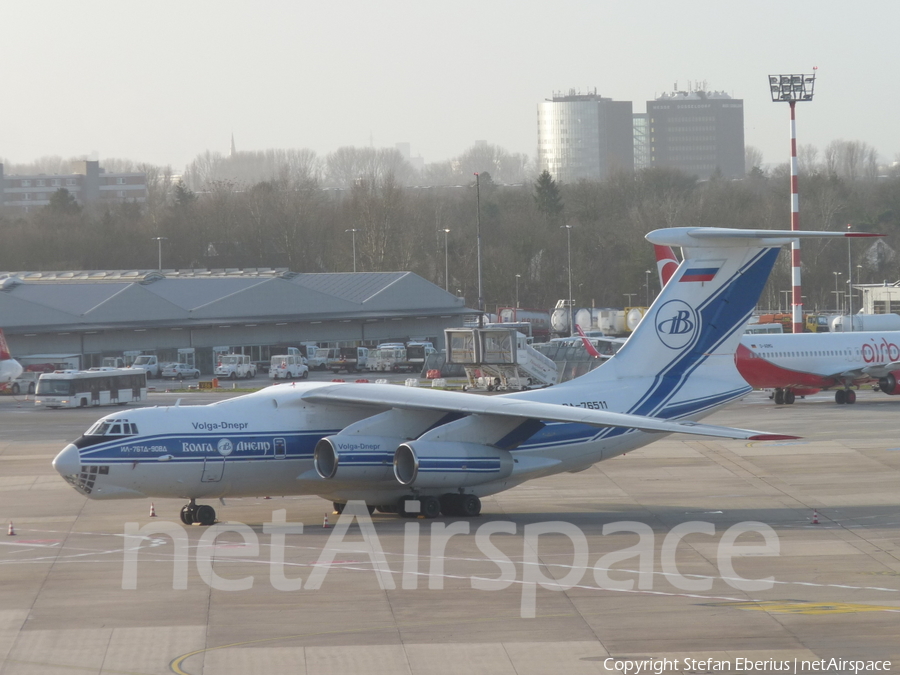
655,300,698,349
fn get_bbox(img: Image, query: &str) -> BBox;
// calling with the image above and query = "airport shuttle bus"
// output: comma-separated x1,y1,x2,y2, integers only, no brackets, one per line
36,368,148,409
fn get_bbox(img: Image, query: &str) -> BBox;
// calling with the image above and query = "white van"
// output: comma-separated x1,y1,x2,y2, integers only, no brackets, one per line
215,354,257,380
269,354,309,380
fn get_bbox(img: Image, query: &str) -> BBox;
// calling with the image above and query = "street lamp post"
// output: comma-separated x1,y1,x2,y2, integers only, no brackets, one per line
151,236,167,271
515,274,521,309
833,271,842,313
645,270,652,306
561,224,574,335
475,174,484,327
440,228,450,291
345,229,360,273
769,70,817,334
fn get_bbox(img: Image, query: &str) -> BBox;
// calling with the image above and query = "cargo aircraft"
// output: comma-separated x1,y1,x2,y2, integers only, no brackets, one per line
654,243,898,405
53,228,858,524
0,329,24,391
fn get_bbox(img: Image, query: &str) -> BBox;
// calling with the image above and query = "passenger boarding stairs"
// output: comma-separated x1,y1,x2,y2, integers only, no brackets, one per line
444,327,558,391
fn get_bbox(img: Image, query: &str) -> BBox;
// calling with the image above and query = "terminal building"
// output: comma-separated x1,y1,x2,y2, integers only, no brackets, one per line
0,268,471,373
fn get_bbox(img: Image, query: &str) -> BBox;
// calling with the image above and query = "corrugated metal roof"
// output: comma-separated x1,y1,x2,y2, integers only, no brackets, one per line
0,269,469,332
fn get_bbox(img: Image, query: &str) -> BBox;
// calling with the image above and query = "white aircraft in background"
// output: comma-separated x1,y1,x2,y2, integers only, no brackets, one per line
654,243,898,405
0,329,24,391
54,227,856,525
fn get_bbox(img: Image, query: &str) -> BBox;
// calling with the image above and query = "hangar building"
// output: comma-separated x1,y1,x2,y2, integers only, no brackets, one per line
0,268,472,374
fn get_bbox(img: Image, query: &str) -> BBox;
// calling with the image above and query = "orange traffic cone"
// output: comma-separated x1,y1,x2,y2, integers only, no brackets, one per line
323,514,330,528
812,509,819,525
7,522,15,536
149,503,157,517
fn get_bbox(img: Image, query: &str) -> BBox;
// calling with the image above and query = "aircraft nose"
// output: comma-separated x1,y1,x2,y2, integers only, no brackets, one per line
53,443,81,477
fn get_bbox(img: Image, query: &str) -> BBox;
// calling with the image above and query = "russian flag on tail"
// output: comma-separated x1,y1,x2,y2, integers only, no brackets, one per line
679,267,719,282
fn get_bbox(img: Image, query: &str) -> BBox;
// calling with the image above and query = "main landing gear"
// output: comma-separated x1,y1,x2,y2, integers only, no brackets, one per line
180,499,216,526
773,388,796,405
331,494,483,519
835,388,857,405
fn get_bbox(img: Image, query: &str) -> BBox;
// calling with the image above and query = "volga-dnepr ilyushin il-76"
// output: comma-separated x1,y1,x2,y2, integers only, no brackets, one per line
52,227,867,524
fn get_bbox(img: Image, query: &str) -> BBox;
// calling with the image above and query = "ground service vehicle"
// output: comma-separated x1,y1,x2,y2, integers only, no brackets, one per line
328,347,368,373
8,371,39,395
215,354,257,380
129,355,161,378
269,355,308,380
36,369,147,408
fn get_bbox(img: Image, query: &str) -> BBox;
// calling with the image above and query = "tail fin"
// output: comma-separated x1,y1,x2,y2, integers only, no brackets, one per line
574,324,603,359
0,329,11,361
654,244,680,287
584,228,880,388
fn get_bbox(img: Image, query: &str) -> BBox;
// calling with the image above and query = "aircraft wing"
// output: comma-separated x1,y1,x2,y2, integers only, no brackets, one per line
301,383,795,441
861,362,900,379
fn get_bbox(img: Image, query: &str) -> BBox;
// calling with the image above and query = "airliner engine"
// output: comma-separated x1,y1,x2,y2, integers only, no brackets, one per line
314,435,397,482
878,371,900,395
393,441,513,488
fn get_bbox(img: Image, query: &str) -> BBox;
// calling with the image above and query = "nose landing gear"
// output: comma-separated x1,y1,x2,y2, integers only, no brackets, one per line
179,499,217,526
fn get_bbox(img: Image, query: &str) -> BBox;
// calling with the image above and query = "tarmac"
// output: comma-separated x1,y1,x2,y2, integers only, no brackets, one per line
0,385,898,674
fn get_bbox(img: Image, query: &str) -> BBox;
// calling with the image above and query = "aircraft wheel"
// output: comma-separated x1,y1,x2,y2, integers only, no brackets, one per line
195,504,216,526
419,496,441,519
459,494,481,517
784,390,796,405
835,389,847,404
774,389,785,405
180,505,194,525
846,389,857,404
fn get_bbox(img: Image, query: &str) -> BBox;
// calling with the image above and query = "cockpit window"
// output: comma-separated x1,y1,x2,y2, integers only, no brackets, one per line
85,419,138,437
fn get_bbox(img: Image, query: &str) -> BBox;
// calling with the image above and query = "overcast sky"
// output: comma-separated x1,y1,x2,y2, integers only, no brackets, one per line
3,1,897,173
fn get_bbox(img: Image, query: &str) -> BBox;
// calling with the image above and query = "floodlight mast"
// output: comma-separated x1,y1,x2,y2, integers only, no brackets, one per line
769,70,817,334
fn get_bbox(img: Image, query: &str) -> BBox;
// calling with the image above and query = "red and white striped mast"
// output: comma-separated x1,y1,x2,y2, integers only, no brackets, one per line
769,70,817,333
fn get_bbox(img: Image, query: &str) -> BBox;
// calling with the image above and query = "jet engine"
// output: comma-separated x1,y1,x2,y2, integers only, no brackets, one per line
393,441,513,488
878,371,900,395
314,435,398,482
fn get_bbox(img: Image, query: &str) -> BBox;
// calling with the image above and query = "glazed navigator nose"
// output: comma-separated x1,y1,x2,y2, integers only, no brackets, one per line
53,443,81,477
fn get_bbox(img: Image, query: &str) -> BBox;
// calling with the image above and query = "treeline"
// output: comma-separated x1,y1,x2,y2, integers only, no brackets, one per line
2,144,899,315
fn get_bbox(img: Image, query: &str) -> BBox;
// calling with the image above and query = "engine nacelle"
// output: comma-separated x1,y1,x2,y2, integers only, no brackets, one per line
314,435,398,482
878,371,900,395
393,441,513,488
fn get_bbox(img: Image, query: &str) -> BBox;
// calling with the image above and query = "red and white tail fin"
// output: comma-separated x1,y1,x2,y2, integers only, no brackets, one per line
0,329,11,361
654,244,680,288
574,324,603,359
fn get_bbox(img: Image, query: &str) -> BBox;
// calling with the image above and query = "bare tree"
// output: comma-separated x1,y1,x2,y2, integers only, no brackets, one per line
744,145,763,173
